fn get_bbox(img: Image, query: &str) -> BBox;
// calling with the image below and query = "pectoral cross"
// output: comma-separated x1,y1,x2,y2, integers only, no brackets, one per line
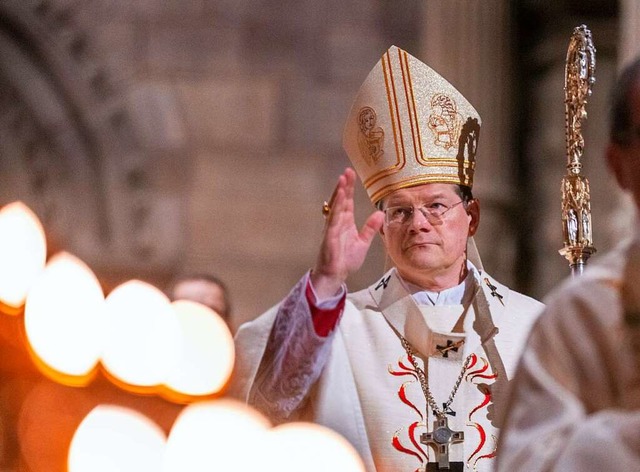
421,416,464,470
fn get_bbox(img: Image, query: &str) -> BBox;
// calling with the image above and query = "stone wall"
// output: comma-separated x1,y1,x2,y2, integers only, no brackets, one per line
0,0,405,331
0,0,626,334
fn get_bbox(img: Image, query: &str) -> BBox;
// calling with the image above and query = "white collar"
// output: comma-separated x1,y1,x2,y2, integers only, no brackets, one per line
406,261,479,306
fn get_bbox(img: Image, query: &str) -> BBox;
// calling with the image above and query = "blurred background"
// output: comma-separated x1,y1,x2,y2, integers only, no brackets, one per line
0,0,639,469
2,0,639,328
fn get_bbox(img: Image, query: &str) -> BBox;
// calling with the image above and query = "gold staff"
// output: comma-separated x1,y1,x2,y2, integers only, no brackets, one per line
559,24,597,276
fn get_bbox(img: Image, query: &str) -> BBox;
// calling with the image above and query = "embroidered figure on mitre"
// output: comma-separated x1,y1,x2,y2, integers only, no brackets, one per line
357,106,385,166
427,94,464,150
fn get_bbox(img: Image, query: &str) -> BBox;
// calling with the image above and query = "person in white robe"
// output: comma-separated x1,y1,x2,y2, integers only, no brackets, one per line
496,57,640,471
230,46,543,472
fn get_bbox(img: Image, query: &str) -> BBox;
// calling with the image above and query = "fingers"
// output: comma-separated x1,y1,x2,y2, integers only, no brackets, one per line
343,168,357,215
324,186,344,227
332,169,356,204
325,168,356,226
343,168,356,200
323,177,342,218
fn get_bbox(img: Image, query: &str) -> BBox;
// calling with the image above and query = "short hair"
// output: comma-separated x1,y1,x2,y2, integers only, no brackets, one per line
167,273,230,317
454,184,474,204
610,57,640,145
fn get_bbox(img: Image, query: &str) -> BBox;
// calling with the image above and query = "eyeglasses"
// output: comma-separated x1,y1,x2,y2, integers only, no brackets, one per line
383,200,465,226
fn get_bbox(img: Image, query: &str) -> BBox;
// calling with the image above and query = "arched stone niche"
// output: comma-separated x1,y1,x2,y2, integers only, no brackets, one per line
0,0,183,289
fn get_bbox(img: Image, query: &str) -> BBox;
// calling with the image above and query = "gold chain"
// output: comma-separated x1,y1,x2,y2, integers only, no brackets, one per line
400,335,472,419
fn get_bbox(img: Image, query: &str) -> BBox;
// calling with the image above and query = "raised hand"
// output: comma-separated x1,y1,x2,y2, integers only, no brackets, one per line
310,168,384,299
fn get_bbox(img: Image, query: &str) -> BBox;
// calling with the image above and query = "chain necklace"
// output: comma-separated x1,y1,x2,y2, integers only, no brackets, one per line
399,335,472,419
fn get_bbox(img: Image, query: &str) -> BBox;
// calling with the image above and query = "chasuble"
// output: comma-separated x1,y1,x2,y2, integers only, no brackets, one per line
497,238,640,471
230,266,542,472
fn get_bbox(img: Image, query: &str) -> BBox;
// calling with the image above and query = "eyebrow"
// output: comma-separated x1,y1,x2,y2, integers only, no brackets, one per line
386,193,451,205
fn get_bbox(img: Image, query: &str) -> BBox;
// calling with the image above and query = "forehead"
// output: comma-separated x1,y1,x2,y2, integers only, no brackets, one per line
384,183,459,204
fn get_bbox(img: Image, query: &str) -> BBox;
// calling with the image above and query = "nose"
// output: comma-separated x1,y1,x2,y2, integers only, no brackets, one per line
407,207,432,230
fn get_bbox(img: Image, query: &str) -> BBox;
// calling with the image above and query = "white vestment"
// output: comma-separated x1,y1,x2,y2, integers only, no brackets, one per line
230,267,542,471
497,238,640,471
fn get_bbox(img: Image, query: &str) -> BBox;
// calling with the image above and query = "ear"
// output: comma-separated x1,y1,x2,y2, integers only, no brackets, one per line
467,198,480,237
606,142,631,190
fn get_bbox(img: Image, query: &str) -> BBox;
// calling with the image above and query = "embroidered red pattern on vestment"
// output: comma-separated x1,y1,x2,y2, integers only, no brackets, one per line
389,355,429,464
389,352,499,470
465,354,499,469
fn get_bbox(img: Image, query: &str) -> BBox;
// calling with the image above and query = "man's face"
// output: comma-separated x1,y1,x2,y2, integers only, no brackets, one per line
608,80,640,205
379,183,479,285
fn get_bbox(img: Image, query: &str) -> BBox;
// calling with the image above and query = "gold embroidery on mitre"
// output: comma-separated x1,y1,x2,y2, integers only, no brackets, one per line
357,106,385,166
342,45,482,204
427,94,463,151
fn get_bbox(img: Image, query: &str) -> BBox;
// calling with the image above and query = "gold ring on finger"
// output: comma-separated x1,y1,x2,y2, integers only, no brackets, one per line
322,201,331,218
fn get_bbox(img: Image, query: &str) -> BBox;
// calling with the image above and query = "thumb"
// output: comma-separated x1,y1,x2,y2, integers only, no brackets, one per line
359,211,385,245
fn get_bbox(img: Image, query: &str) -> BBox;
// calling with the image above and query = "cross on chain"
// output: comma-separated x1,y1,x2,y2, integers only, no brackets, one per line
420,416,464,470
436,402,456,417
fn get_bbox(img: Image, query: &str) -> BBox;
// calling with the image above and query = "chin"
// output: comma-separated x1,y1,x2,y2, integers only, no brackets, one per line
401,255,442,271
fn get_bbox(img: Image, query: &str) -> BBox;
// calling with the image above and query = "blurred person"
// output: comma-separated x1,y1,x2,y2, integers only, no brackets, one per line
168,273,230,323
496,57,640,471
230,46,543,472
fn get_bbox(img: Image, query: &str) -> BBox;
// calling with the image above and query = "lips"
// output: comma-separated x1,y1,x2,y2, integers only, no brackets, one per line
404,240,439,250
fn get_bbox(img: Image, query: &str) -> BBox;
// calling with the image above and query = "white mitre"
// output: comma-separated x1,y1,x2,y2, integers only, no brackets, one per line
343,45,482,204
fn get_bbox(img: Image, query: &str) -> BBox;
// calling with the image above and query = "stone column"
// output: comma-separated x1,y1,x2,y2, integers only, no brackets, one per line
420,0,517,285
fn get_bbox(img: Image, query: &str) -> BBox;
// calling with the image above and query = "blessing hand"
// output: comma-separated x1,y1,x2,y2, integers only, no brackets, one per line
311,168,384,299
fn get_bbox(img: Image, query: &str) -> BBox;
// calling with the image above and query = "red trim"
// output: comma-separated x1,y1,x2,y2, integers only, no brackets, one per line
467,422,487,463
305,280,345,337
399,381,423,420
392,429,425,463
